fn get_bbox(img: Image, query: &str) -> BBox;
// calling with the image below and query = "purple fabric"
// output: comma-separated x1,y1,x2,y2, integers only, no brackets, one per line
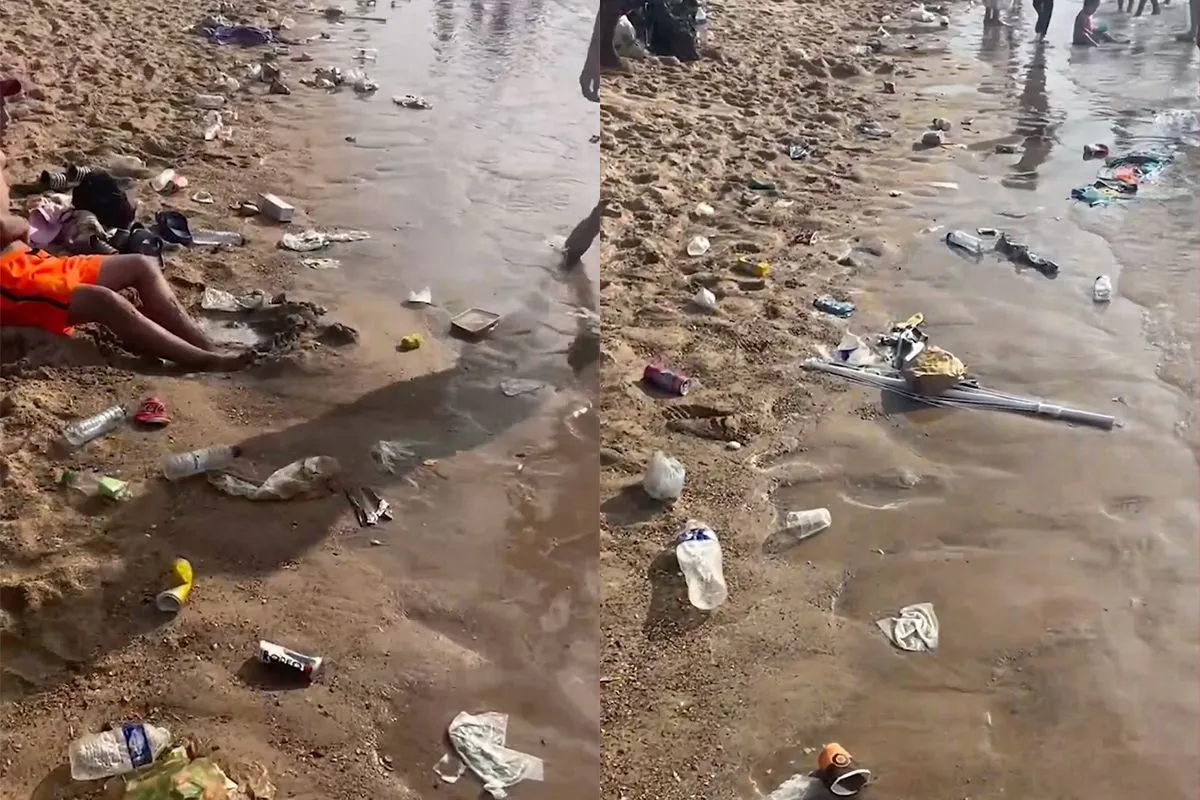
205,25,273,45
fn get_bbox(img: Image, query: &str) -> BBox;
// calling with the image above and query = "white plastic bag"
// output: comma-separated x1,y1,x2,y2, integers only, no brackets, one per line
642,451,685,500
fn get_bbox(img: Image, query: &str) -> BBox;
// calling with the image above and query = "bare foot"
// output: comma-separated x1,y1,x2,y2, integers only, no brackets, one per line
203,350,256,372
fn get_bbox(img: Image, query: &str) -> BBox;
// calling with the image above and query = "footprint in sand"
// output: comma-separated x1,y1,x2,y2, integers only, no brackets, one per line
1101,494,1151,521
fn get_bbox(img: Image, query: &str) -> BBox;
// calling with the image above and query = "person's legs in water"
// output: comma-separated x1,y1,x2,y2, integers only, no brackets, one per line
564,203,600,266
597,0,627,69
1135,0,1160,14
1033,0,1053,37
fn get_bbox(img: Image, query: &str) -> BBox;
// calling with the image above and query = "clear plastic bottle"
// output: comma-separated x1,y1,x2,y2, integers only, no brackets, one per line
1093,275,1113,303
68,722,172,780
945,230,984,256
675,522,728,610
781,508,832,544
62,405,128,448
162,445,241,481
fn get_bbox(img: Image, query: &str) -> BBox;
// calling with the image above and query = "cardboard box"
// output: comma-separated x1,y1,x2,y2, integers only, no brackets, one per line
258,193,295,223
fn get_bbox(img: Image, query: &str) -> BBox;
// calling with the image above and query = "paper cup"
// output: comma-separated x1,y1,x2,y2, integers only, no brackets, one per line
818,743,871,797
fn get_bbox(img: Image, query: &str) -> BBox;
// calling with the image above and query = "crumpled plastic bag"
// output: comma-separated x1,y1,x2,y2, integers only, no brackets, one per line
201,287,271,313
433,711,544,799
372,440,418,474
876,602,939,652
123,747,240,800
642,451,685,501
901,345,966,395
279,229,370,252
208,456,340,500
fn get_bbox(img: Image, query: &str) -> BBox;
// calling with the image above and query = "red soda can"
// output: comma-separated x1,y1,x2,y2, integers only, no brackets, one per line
643,364,691,395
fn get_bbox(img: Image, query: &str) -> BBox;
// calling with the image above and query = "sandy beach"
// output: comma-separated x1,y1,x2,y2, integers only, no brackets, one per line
2,0,598,796
600,1,1198,799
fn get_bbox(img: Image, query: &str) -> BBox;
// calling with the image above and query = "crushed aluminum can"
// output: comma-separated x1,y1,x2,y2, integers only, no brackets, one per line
259,640,323,679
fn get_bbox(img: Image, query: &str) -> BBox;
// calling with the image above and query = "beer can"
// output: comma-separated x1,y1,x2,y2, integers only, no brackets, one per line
259,640,324,679
643,364,691,396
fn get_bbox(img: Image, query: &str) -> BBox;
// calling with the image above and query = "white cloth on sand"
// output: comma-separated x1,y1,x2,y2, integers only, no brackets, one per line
279,229,370,252
876,602,939,652
433,711,544,798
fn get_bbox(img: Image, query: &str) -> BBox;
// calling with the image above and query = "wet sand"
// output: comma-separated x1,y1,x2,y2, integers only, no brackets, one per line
1,0,597,796
600,1,1198,799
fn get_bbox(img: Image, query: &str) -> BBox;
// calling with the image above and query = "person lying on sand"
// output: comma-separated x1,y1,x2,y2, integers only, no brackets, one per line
1,159,251,371
1073,0,1123,43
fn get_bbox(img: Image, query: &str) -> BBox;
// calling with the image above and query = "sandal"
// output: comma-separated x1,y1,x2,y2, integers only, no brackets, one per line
39,170,69,191
134,396,171,427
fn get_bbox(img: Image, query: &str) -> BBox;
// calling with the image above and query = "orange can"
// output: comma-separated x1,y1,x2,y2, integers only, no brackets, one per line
817,743,871,797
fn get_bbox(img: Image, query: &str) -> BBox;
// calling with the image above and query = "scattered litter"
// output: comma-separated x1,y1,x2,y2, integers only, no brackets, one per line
258,192,295,222
737,256,771,277
279,228,370,251
163,444,241,481
59,469,130,501
976,226,998,236
62,404,129,449
398,333,423,351
155,558,195,612
434,711,545,798
450,307,502,336
675,521,728,610
194,93,226,109
996,232,1059,277
834,334,875,368
643,450,685,501
931,117,952,131
259,639,324,679
190,190,214,204
876,602,939,651
686,234,711,256
782,508,832,542
500,378,545,397
150,168,188,194
407,286,433,304
857,120,892,139
643,363,691,395
302,257,340,269
122,746,244,800
694,201,715,217
1082,143,1110,160
927,181,959,190
920,130,944,147
882,80,896,93
817,743,871,797
693,287,718,311
192,229,244,246
201,287,272,312
1093,274,1113,303
348,69,379,93
787,143,810,161
232,200,260,216
763,773,823,800
814,294,855,318
345,486,393,526
945,228,986,257
208,456,341,500
69,723,173,780
994,143,1018,154
201,110,232,141
393,94,432,109
372,439,418,473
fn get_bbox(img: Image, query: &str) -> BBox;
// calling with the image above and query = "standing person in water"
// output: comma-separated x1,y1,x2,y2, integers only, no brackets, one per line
1032,0,1054,38
564,1,626,266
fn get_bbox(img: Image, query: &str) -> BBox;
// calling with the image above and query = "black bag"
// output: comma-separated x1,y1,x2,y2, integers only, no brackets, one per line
71,172,136,230
631,0,700,62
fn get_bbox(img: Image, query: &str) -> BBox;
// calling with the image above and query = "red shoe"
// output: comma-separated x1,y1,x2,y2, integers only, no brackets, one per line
134,396,170,427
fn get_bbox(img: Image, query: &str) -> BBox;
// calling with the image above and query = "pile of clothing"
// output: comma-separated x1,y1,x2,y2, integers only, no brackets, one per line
1070,150,1173,207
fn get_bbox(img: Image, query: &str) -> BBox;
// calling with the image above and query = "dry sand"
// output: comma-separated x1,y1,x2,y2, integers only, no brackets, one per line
1,1,595,797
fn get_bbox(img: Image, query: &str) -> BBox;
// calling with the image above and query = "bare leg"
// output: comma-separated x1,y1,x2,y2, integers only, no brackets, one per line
564,204,600,266
68,285,247,370
93,254,214,351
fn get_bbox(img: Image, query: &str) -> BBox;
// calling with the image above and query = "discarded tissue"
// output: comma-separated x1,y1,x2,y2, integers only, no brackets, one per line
434,711,544,799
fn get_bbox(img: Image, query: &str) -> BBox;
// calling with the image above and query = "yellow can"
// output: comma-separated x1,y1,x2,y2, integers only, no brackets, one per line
737,256,771,277
156,558,194,612
398,334,423,352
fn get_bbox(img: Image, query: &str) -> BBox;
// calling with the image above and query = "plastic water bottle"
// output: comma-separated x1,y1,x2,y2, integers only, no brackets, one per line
1093,275,1113,303
68,722,172,780
781,508,832,543
675,522,728,610
945,230,984,256
162,445,241,481
62,405,128,448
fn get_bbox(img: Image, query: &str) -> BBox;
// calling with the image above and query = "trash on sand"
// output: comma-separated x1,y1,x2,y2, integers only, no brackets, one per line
62,404,129,449
857,120,892,139
200,287,271,313
763,773,824,800
1093,274,1113,303
258,192,295,222
693,287,718,311
686,234,711,256
876,602,939,652
150,168,188,194
302,257,340,269
833,332,877,366
433,711,545,798
781,508,833,543
737,255,771,277
694,201,715,217
393,94,432,109
69,722,173,780
994,143,1018,154
945,229,986,256
208,456,341,501
996,232,1059,277
122,746,245,800
787,143,810,161
260,639,324,679
345,486,393,526
643,363,691,395
398,333,423,351
190,190,214,204
348,69,379,93
976,227,998,237
60,469,130,501
882,80,896,93
642,450,685,501
201,110,232,141
372,439,418,473
814,294,855,318
675,521,728,610
906,4,938,22
192,229,245,246
500,378,545,397
407,286,433,304
279,228,370,251
194,93,226,109
1083,143,1110,160
931,117,951,131
450,307,502,336
920,130,944,147
155,557,195,612
817,743,872,797
163,444,242,481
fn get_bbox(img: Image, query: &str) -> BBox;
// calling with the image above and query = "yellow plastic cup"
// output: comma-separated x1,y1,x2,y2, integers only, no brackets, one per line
156,558,194,612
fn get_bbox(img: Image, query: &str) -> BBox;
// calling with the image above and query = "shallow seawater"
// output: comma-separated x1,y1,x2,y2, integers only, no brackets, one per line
770,6,1200,798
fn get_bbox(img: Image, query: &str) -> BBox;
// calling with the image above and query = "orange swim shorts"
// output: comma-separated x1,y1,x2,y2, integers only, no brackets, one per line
0,244,104,335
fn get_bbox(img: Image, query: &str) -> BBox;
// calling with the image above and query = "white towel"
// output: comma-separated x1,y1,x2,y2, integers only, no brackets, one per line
433,711,545,798
876,602,939,652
